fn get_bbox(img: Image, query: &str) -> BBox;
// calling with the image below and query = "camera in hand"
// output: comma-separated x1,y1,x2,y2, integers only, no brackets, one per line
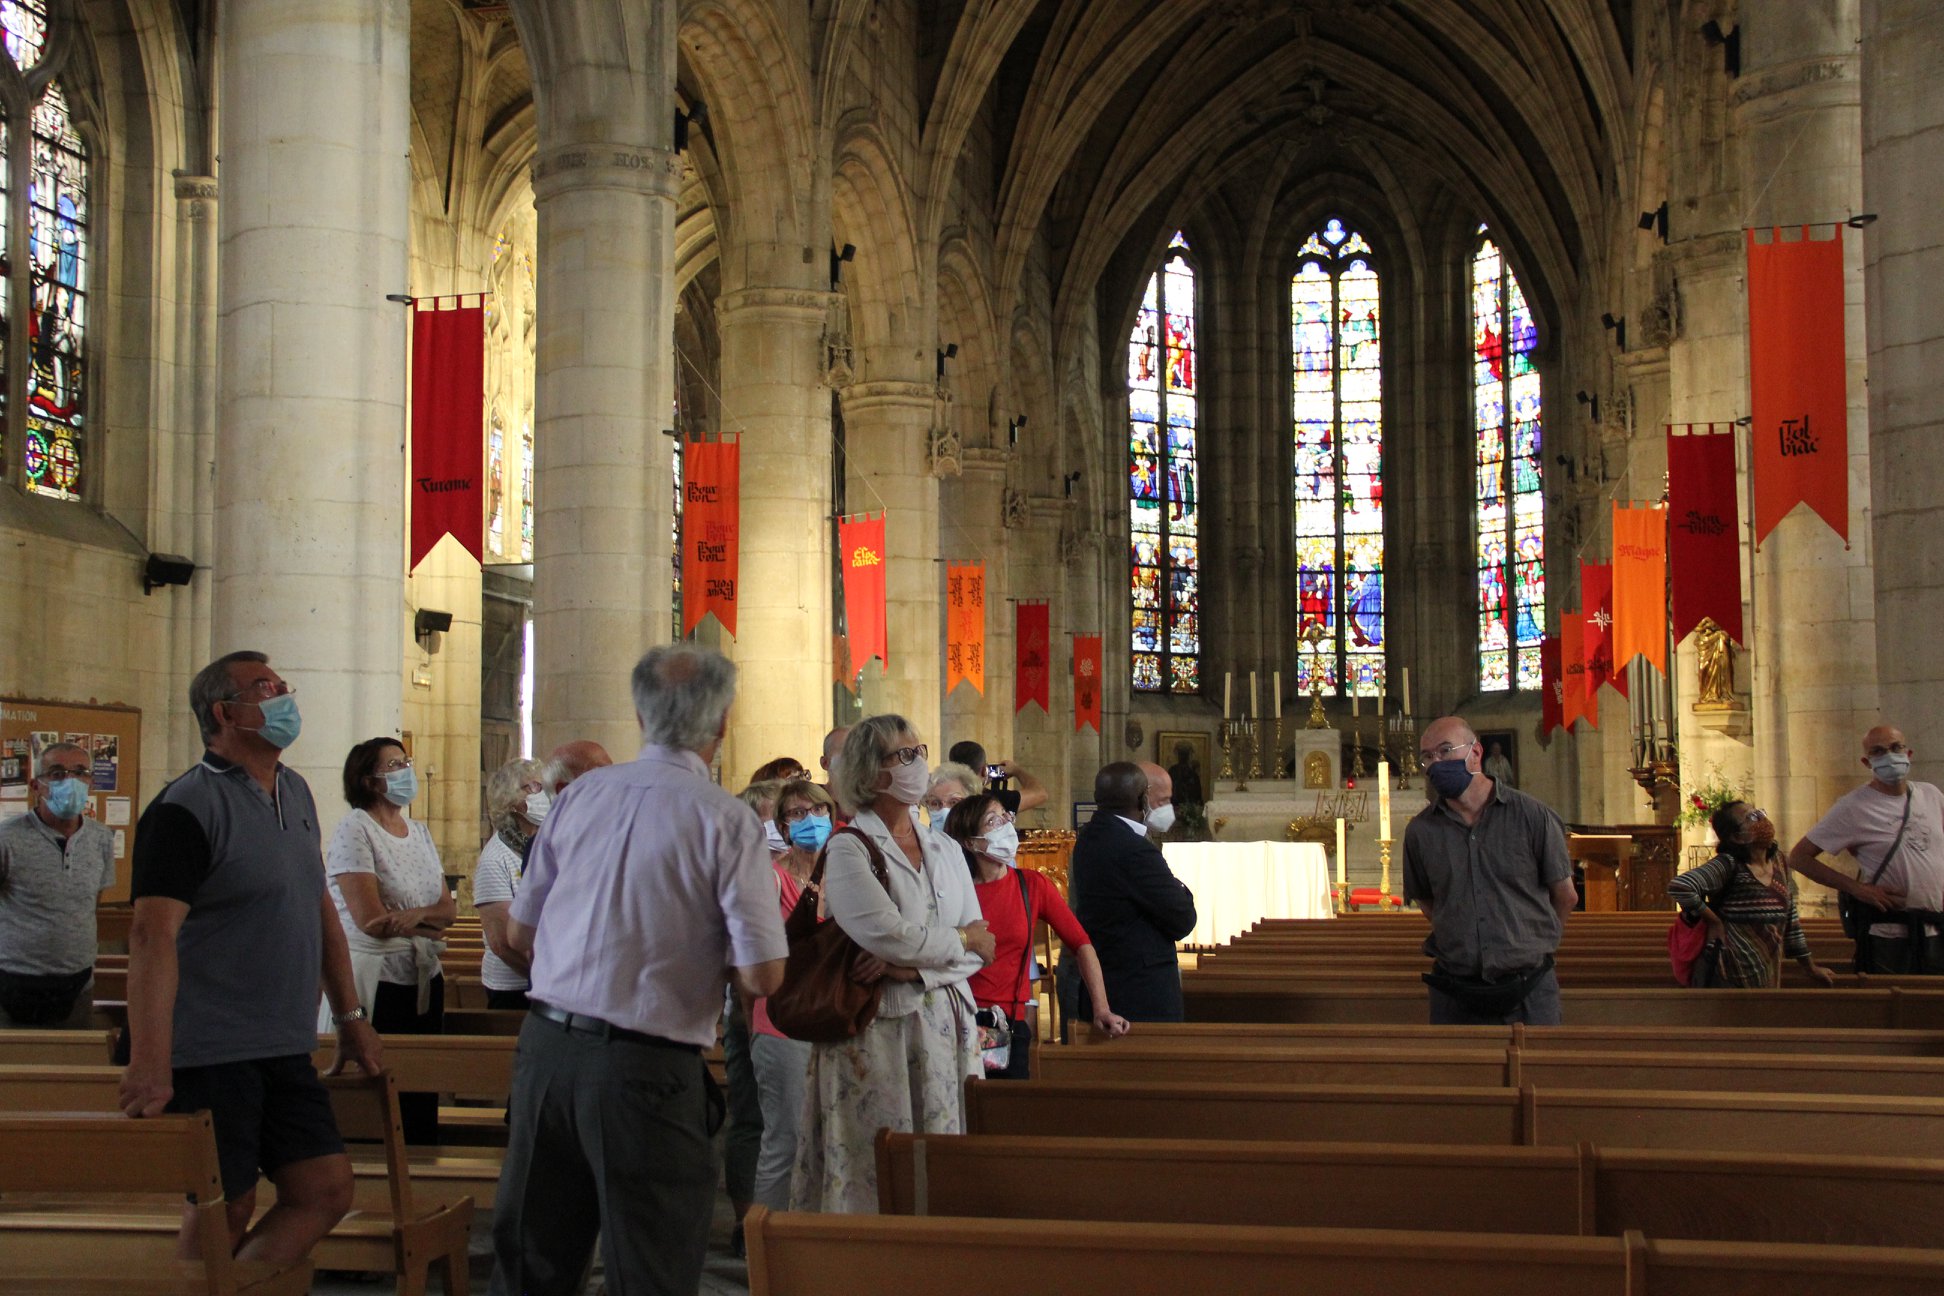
985,763,1008,784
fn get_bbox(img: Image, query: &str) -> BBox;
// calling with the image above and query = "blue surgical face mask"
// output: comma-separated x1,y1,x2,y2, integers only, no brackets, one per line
242,692,302,749
788,814,833,852
42,777,89,819
1427,758,1474,799
382,766,418,807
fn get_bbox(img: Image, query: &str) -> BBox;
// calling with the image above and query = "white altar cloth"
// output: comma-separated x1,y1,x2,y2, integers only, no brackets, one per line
1161,840,1334,947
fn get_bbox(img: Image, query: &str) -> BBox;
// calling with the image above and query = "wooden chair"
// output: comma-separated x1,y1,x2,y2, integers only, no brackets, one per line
0,1111,312,1295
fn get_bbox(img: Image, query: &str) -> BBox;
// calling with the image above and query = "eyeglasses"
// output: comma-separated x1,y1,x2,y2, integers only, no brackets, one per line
923,792,966,812
40,765,91,782
375,755,413,773
519,781,545,795
979,810,1016,833
1739,808,1769,825
882,744,929,768
1416,740,1475,770
227,679,295,702
781,804,831,824
1867,742,1910,757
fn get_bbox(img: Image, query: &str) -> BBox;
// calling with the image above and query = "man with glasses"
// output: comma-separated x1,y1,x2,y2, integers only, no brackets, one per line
1402,716,1575,1025
1069,761,1197,1023
1790,725,1944,974
0,742,116,1028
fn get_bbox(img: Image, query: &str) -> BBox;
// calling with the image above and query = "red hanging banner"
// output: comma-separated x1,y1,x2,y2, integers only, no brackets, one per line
1560,607,1586,733
945,563,986,695
1580,562,1627,700
1667,424,1743,645
680,436,740,637
1746,228,1848,545
1612,504,1669,675
408,299,485,571
1016,602,1050,714
838,514,888,679
1073,635,1103,733
1541,634,1563,737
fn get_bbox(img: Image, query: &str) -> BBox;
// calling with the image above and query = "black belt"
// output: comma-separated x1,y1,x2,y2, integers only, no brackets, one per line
529,1001,700,1053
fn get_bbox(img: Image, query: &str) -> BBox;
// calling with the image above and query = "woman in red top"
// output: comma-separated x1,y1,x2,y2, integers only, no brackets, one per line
943,793,1129,1077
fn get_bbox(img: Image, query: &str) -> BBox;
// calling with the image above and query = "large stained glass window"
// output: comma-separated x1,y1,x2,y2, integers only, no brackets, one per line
1128,230,1200,694
21,73,87,501
1291,218,1384,696
486,414,506,553
1473,230,1545,691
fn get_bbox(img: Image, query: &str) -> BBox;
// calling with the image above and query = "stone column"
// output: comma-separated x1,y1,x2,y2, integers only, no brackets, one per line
509,0,681,760
167,174,219,773
213,1,409,811
940,448,1013,759
842,380,942,745
1862,0,1944,777
1736,2,1879,854
714,288,834,782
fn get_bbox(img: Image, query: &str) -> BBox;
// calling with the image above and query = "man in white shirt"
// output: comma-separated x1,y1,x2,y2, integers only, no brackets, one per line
1789,724,1944,974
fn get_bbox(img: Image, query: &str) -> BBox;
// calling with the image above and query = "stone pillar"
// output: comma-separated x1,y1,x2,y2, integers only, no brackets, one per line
213,1,409,812
714,288,835,782
1862,0,1944,778
167,174,219,773
510,0,680,761
940,448,1013,760
842,380,942,745
1736,2,1879,856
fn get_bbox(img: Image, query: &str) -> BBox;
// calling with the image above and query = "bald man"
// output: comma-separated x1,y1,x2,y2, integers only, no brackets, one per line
1069,762,1196,1022
1136,762,1175,838
1789,724,1944,974
1402,716,1575,1025
545,740,612,794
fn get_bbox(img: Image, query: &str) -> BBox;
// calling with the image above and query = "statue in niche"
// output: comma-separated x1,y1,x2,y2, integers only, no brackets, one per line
1694,617,1735,708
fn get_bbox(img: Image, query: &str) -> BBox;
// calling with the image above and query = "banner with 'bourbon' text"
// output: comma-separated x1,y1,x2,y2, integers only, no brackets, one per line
409,298,485,571
839,513,888,679
946,563,986,695
680,436,739,637
1747,228,1848,545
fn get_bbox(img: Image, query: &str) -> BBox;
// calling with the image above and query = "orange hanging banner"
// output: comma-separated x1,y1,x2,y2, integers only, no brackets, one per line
1746,228,1848,545
945,563,986,695
1611,504,1668,676
1073,635,1103,732
680,436,740,637
838,513,888,679
1560,608,1586,733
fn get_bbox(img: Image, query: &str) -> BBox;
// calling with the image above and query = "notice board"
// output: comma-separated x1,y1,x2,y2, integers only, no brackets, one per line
1,696,143,903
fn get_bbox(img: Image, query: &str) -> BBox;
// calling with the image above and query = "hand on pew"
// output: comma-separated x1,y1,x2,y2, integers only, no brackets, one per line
322,1018,384,1080
1092,1008,1131,1038
118,1058,173,1119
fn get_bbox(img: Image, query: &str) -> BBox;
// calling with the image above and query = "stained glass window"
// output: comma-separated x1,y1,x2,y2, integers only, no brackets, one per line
487,414,506,552
21,79,86,500
1128,230,1200,694
1,0,45,70
1291,219,1384,696
1474,230,1545,691
519,427,533,560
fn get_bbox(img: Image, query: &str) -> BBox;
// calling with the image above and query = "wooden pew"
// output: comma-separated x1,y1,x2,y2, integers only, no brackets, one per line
1077,1019,1944,1056
962,1079,1944,1158
0,1112,313,1295
0,1029,116,1066
741,1209,1944,1296
873,1131,1944,1249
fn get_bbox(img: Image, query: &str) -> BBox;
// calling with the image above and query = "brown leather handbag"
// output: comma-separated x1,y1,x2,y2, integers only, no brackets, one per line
765,826,894,1043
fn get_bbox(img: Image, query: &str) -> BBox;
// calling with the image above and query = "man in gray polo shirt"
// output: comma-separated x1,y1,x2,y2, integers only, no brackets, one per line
119,650,381,1265
0,742,116,1028
1402,716,1576,1025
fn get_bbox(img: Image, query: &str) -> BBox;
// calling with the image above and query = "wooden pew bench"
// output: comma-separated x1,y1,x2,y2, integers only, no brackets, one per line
873,1131,1944,1249
741,1209,1944,1296
1078,1020,1944,1055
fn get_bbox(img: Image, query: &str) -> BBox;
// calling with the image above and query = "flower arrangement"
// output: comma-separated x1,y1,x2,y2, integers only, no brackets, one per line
1676,761,1752,831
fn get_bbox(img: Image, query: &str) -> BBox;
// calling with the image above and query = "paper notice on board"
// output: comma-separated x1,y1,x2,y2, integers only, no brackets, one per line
113,829,127,860
105,797,131,826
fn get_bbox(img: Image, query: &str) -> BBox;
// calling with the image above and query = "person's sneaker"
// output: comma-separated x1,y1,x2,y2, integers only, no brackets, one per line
730,1221,747,1260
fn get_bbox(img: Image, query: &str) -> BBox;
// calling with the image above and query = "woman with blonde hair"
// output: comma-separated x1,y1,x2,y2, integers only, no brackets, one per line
473,757,549,1009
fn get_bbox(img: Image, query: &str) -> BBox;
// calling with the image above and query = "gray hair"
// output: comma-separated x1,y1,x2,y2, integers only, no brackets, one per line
631,644,737,753
485,757,545,838
738,779,784,821
927,762,981,801
189,650,269,741
35,742,88,777
834,713,917,814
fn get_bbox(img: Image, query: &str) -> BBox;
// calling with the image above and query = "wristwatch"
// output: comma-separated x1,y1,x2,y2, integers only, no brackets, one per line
333,1006,369,1026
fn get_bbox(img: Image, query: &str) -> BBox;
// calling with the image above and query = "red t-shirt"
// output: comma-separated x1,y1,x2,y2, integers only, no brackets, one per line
969,867,1090,1015
752,863,807,1039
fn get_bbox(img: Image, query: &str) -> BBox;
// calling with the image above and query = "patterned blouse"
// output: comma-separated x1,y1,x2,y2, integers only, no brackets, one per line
1668,852,1811,988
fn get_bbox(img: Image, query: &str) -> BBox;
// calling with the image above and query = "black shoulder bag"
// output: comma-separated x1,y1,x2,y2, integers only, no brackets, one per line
1838,790,1912,958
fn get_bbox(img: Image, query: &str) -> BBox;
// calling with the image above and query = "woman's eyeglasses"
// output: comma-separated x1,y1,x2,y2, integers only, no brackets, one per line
782,805,831,824
883,744,929,767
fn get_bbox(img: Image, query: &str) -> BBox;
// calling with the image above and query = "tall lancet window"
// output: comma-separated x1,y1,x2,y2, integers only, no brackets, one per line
1128,230,1200,694
2,1,90,502
1473,230,1545,691
1291,218,1384,696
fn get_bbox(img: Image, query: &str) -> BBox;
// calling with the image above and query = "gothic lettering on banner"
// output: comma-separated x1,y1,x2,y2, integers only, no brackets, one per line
681,435,740,637
1610,504,1668,676
1580,561,1625,701
1541,634,1563,737
838,513,889,679
1073,635,1103,733
1666,424,1743,645
1745,227,1848,545
1016,601,1050,715
409,297,485,571
945,563,986,695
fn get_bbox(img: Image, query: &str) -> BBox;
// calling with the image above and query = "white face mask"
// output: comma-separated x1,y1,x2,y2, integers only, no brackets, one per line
886,760,930,806
1145,802,1177,834
523,789,552,825
1871,751,1913,785
763,820,788,854
981,822,1020,865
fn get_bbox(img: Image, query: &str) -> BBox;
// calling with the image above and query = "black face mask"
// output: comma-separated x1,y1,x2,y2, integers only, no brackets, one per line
1427,759,1474,799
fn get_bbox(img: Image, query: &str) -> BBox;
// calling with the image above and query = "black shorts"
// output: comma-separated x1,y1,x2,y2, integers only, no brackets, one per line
167,1054,346,1199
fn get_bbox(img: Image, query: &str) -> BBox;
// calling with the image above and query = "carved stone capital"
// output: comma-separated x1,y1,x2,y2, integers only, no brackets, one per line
531,142,682,202
173,172,217,220
1002,487,1030,529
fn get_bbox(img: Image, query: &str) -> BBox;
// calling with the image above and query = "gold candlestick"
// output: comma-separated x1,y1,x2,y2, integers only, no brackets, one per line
1235,721,1255,792
1248,718,1264,781
1351,719,1368,779
1379,837,1394,901
1396,717,1417,790
1219,720,1235,779
1273,717,1286,778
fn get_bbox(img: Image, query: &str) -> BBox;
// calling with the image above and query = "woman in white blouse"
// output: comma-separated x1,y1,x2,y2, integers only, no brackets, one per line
473,757,549,1009
790,714,996,1213
325,736,455,1143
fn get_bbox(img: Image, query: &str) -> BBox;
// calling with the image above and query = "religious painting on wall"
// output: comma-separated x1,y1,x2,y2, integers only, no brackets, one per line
1476,728,1519,789
1155,730,1211,814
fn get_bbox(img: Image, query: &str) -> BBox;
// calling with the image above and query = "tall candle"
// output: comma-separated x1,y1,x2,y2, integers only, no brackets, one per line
1353,693,1360,718
1273,671,1282,719
1335,817,1347,891
1223,672,1232,719
1250,671,1259,719
1402,667,1412,717
1378,680,1386,716
1378,762,1392,839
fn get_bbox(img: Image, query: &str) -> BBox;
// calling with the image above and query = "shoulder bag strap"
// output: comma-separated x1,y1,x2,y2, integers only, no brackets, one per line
1012,867,1036,1018
821,825,892,893
1865,790,1915,887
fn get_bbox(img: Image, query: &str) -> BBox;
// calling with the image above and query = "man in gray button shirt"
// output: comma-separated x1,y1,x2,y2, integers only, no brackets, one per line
0,742,116,1028
1402,716,1576,1025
